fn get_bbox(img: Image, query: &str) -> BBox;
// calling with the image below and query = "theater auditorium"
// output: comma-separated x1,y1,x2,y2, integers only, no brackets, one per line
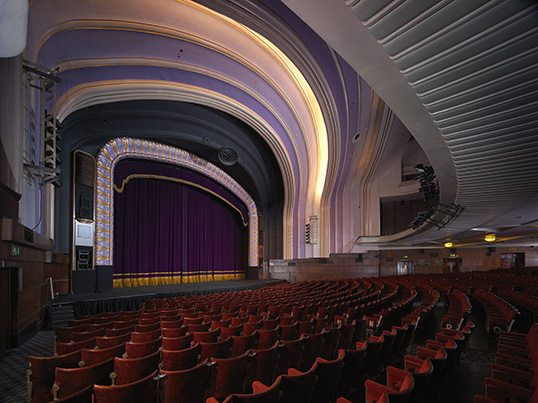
1,0,537,402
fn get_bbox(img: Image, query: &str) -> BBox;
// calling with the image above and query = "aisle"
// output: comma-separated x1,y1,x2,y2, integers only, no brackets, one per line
0,330,54,403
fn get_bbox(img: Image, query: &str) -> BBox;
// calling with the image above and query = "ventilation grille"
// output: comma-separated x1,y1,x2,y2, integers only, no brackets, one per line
24,227,34,243
218,147,238,166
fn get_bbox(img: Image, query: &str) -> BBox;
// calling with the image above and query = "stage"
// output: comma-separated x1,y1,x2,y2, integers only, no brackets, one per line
50,279,287,320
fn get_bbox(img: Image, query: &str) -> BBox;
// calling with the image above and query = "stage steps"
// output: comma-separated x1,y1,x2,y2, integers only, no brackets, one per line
49,302,75,327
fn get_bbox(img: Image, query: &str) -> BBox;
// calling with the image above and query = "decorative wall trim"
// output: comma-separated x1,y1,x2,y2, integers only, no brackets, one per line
95,137,258,267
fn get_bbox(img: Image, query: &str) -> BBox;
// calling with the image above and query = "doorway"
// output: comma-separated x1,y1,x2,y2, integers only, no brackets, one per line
443,258,462,274
398,261,414,275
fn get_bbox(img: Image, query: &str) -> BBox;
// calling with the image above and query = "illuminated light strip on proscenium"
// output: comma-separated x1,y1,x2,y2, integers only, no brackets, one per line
94,137,258,267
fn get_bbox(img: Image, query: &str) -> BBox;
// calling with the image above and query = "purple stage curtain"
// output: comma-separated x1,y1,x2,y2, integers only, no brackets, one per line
113,177,247,287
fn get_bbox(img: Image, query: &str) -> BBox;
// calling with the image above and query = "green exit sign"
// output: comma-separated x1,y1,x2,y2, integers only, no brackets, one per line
11,245,20,257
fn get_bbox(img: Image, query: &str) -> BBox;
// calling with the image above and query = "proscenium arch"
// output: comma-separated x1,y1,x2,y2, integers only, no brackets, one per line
57,80,296,259
95,137,259,267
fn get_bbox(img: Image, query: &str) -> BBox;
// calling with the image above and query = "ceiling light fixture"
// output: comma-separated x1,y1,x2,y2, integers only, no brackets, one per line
485,234,496,242
444,242,453,248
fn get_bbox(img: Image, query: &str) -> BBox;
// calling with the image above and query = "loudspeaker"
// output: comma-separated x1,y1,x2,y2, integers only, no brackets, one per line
75,246,92,270
74,151,95,220
95,266,113,292
73,270,95,294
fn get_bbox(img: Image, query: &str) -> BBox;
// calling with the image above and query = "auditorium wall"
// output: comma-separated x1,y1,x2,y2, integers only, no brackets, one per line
0,183,70,351
269,247,538,281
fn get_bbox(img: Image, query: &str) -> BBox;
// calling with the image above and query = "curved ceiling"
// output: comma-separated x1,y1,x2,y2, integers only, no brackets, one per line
22,0,538,257
285,0,538,249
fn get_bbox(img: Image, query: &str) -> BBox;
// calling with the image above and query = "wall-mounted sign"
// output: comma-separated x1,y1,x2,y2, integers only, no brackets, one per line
11,244,20,257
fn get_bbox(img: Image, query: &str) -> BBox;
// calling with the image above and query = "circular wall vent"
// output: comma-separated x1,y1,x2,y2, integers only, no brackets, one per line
218,147,238,166
352,130,362,143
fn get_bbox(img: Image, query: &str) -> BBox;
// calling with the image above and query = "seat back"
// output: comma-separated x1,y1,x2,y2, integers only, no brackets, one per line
275,338,306,376
51,384,93,403
112,349,162,385
311,350,345,403
209,350,254,400
162,333,194,351
192,328,220,344
125,337,162,358
247,341,280,387
53,357,114,400
224,377,283,403
162,343,201,371
96,332,131,349
94,370,164,403
71,327,106,342
256,328,280,350
131,328,161,343
28,350,82,403
279,362,318,403
200,337,232,361
280,323,299,341
299,332,325,371
416,346,447,397
365,369,414,403
55,337,97,356
338,344,367,397
320,326,341,360
161,325,188,338
231,333,259,358
81,343,125,366
160,359,211,403
404,356,433,402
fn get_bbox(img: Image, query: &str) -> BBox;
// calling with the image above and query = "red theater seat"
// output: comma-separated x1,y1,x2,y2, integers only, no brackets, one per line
200,338,233,361
94,370,164,403
209,350,253,400
111,349,161,385
231,333,258,358
106,325,135,337
160,359,211,403
193,328,220,344
274,337,306,376
131,328,161,343
403,355,434,403
299,332,325,371
96,333,132,349
161,325,189,338
220,325,243,340
55,324,88,343
338,344,367,398
365,366,414,403
80,343,125,366
279,362,318,403
246,341,280,388
28,350,82,403
48,384,93,403
162,333,194,351
207,377,283,403
55,337,97,356
256,328,280,350
53,357,114,400
125,337,162,358
162,343,201,371
311,349,345,403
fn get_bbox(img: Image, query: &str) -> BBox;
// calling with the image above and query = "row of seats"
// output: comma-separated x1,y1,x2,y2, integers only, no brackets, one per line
31,279,398,402
475,322,538,402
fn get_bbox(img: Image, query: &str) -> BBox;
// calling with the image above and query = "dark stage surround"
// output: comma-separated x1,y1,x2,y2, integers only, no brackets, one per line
53,279,286,318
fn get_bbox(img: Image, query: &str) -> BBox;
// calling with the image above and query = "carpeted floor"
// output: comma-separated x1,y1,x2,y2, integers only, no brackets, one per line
0,330,54,403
